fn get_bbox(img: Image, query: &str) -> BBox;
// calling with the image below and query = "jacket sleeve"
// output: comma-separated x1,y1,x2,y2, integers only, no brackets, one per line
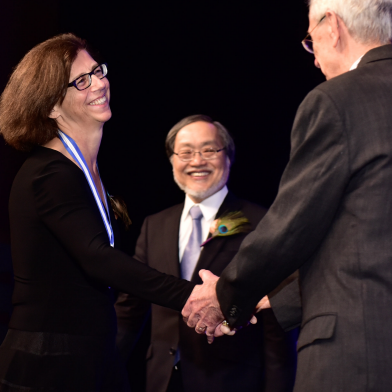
217,87,349,327
32,161,195,311
269,275,302,332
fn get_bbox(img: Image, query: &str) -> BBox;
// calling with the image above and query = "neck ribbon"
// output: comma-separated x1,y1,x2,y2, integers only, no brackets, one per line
58,130,114,247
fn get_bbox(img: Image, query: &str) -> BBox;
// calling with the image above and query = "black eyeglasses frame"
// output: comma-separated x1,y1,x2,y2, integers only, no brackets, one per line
68,63,108,91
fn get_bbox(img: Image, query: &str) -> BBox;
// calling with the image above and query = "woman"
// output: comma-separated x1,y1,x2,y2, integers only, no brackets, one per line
0,34,196,391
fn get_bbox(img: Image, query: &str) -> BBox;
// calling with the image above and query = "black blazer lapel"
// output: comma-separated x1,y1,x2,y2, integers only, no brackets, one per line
190,192,243,282
160,204,183,278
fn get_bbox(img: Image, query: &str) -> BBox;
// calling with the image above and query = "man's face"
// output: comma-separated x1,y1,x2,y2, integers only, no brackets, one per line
171,121,230,203
309,14,341,80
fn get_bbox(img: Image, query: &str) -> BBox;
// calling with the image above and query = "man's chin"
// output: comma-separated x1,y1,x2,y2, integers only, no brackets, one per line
173,178,220,203
184,188,216,202
173,162,230,202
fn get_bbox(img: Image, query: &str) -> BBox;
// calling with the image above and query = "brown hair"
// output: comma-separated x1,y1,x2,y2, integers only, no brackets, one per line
165,114,236,164
108,195,132,230
0,33,86,151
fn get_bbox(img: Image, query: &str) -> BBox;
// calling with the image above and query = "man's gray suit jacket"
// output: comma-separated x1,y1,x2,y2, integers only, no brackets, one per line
216,45,392,392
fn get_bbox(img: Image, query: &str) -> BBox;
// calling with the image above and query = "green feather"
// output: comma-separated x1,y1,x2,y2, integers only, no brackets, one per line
211,211,251,238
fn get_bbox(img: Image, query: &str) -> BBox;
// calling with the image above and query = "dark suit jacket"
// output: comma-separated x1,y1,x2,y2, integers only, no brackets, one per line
217,45,392,392
115,192,297,392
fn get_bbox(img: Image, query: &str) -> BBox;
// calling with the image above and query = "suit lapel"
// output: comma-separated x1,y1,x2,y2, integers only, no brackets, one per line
190,193,242,282
162,204,183,278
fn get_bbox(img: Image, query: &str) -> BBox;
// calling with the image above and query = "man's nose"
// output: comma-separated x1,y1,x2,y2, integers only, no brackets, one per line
314,57,320,69
190,152,206,164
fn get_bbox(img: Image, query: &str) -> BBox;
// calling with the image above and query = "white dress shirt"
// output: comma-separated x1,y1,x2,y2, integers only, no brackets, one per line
350,54,365,70
179,186,228,262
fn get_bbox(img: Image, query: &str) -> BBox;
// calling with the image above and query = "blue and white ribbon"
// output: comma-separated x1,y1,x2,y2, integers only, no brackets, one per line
58,130,114,247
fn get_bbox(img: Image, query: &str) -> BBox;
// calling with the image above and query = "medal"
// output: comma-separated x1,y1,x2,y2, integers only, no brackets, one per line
58,130,114,247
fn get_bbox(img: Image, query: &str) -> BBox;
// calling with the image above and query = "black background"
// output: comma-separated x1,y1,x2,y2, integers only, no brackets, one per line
0,0,325,249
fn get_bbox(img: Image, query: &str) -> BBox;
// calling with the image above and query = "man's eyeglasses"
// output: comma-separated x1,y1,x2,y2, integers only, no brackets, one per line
68,63,108,91
301,16,326,54
173,147,225,162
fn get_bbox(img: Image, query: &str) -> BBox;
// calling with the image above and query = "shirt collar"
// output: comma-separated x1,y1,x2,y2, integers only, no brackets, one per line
182,186,228,221
350,54,365,70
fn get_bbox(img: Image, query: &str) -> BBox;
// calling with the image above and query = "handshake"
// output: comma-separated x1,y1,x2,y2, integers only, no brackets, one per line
181,269,270,343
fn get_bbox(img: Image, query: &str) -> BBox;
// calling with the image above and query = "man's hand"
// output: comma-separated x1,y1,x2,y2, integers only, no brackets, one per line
182,269,261,343
255,295,271,312
182,269,224,341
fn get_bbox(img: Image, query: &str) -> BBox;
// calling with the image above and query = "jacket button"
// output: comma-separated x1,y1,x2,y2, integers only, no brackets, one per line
169,348,176,355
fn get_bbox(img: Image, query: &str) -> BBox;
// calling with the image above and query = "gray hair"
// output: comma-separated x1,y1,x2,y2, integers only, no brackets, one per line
308,0,392,44
165,114,235,164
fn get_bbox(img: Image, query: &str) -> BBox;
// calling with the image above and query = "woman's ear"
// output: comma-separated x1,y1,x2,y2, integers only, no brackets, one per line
49,105,61,119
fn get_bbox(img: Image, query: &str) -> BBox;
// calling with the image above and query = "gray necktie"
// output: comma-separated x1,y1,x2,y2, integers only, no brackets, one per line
181,205,203,281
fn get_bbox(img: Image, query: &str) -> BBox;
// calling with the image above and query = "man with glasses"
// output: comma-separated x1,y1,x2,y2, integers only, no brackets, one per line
182,1,392,391
115,114,297,392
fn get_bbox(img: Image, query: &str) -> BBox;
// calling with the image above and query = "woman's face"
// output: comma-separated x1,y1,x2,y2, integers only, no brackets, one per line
51,50,111,130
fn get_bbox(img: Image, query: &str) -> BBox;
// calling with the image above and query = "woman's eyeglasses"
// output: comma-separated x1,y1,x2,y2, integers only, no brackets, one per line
68,63,108,91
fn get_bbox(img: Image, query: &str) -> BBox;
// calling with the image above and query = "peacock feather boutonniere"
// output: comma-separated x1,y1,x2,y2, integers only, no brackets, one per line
201,211,251,247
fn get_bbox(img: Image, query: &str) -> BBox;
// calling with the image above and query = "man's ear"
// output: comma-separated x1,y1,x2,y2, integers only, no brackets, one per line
326,11,341,48
49,105,61,119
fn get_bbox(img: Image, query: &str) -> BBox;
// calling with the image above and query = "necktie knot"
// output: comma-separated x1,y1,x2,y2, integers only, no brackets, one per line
189,205,203,220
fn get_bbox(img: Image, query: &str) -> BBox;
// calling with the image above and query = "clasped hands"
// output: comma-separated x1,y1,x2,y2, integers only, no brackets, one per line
181,269,271,343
